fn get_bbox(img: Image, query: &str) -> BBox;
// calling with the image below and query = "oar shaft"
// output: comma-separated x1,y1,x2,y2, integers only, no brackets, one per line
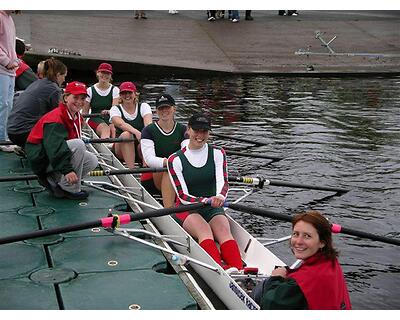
211,132,269,146
225,149,283,161
0,221,100,245
227,203,400,246
268,180,349,193
0,203,205,246
83,137,136,144
89,167,167,176
82,113,105,118
0,140,14,146
227,203,293,223
334,225,400,246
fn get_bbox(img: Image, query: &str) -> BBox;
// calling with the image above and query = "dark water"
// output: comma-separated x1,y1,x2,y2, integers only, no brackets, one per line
81,73,400,309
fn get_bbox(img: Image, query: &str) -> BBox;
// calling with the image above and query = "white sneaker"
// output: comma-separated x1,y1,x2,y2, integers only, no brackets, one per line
232,18,239,23
169,10,178,14
225,267,240,274
0,145,16,153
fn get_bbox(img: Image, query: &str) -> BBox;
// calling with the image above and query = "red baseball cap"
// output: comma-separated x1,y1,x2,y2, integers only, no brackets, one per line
64,81,88,96
97,62,113,74
119,81,137,93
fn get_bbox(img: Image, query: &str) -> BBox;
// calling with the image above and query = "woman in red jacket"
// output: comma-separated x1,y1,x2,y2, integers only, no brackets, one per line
254,210,352,310
25,81,98,200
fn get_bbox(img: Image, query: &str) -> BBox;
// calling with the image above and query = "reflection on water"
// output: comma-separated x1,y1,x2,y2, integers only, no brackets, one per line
79,72,400,309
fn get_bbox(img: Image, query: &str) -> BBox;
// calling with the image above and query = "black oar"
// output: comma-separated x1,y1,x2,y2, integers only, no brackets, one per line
211,132,269,147
224,148,283,161
0,140,13,146
0,171,348,193
267,179,349,194
0,203,205,246
0,138,136,146
82,113,106,118
82,137,136,144
226,202,400,246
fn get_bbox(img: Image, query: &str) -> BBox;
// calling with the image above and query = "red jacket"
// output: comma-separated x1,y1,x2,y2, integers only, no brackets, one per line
27,102,82,144
288,253,352,310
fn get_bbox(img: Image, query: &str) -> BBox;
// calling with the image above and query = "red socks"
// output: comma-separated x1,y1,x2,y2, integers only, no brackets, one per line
220,239,243,270
199,239,223,266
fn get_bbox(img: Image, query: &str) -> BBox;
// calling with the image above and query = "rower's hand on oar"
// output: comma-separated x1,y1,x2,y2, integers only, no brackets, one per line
65,171,79,184
101,110,110,115
209,195,225,208
271,267,288,278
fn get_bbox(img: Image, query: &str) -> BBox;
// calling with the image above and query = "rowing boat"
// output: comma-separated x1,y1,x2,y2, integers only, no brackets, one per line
83,127,287,310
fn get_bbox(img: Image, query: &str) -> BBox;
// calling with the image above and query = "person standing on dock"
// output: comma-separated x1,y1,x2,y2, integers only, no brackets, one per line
252,210,352,310
84,62,119,139
25,81,98,200
167,113,243,272
7,57,67,148
141,93,188,208
109,81,152,168
0,10,18,152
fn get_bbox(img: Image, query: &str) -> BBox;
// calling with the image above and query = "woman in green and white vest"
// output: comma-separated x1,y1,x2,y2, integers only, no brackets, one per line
83,62,119,139
141,93,188,208
167,113,243,273
109,81,152,168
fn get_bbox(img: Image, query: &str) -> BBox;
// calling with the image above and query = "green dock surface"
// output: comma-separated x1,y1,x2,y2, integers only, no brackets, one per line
0,151,197,310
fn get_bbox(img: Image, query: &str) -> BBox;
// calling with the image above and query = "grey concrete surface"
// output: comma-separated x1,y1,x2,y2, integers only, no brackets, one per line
13,10,400,75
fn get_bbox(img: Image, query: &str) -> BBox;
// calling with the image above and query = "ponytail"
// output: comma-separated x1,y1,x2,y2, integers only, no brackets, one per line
43,58,67,82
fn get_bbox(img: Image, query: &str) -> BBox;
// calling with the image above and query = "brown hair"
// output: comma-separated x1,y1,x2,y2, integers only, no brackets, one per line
292,210,338,260
43,58,67,82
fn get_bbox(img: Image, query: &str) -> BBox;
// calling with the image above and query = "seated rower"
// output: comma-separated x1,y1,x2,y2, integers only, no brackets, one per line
252,210,352,310
109,81,152,168
25,81,98,200
83,62,119,139
167,112,243,272
141,93,188,207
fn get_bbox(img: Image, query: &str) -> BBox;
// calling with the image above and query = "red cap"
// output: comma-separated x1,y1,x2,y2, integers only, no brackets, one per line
119,81,137,93
97,62,113,74
64,81,88,96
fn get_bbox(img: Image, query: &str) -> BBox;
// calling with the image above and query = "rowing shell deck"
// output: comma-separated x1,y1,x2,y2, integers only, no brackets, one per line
0,151,199,310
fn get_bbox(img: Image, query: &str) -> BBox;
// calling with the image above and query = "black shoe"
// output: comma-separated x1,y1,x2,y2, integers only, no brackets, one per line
37,174,53,193
245,16,253,20
62,189,89,200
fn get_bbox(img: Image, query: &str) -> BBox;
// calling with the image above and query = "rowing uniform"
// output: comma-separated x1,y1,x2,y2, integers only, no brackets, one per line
141,121,188,193
168,143,243,270
86,84,119,129
258,253,352,310
109,102,152,138
168,143,228,222
25,102,98,193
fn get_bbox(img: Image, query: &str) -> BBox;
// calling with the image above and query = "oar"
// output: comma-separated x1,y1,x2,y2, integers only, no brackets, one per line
0,171,348,193
211,132,269,147
226,202,400,246
82,137,136,144
0,138,136,146
0,203,205,246
82,113,106,118
224,148,283,161
0,140,13,146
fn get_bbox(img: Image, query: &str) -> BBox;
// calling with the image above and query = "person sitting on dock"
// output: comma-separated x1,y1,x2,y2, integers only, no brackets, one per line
14,38,38,91
109,81,152,168
25,81,98,200
252,210,352,310
7,57,67,148
141,93,188,208
83,62,119,139
167,112,243,272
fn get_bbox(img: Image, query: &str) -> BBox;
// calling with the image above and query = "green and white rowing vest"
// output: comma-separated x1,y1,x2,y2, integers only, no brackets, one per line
177,145,216,197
